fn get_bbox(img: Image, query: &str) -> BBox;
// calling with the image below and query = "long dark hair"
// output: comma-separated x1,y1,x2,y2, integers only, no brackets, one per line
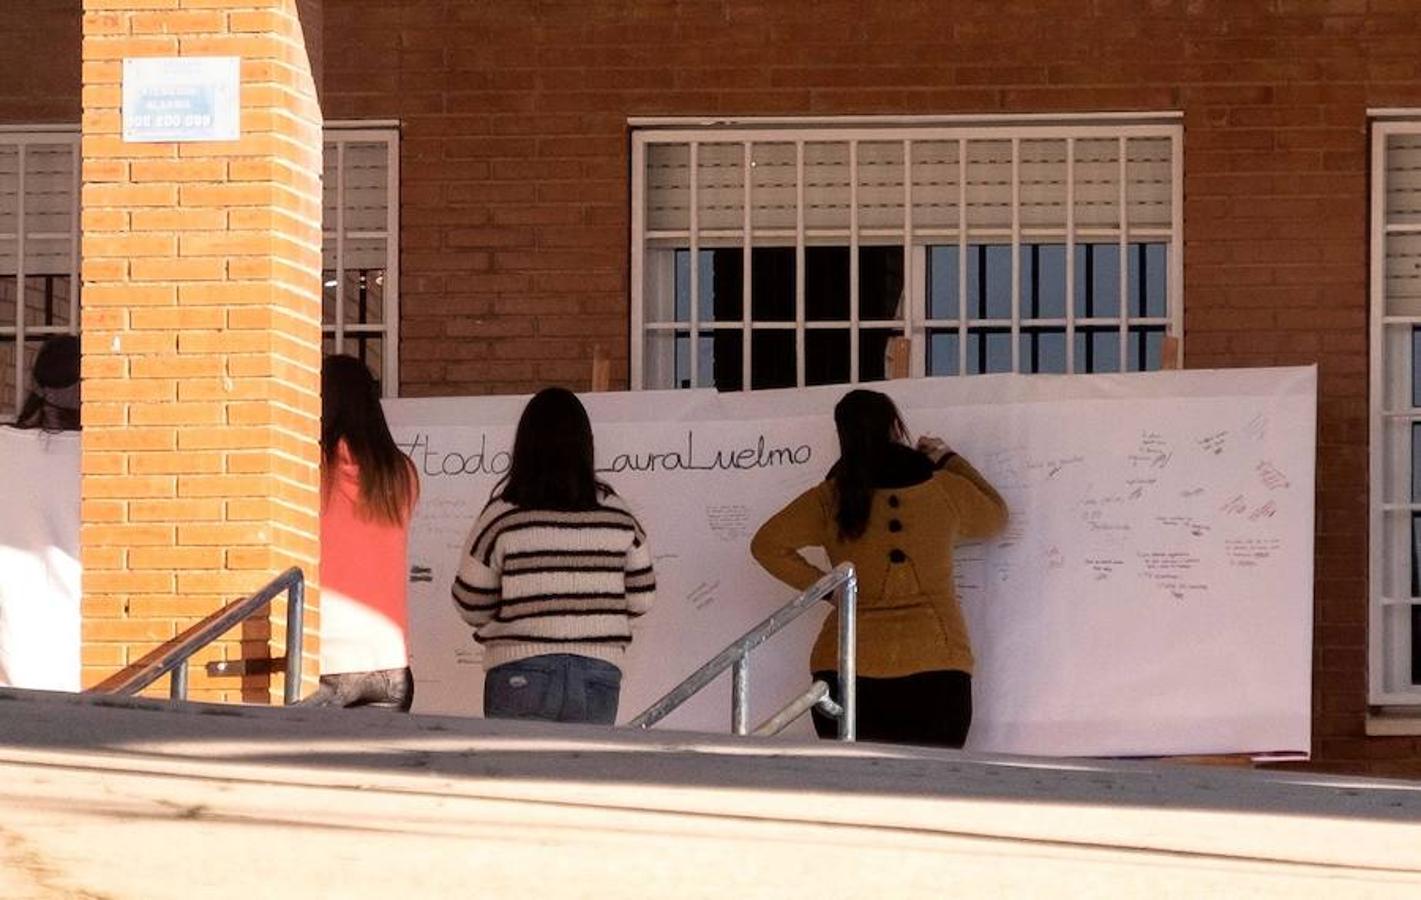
500,387,608,511
830,389,909,540
321,354,416,525
15,335,80,432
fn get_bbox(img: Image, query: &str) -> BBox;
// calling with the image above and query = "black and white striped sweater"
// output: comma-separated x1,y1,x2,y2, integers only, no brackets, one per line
451,491,656,670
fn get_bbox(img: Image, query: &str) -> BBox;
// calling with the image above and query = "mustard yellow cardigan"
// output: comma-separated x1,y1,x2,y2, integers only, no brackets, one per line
750,454,1007,677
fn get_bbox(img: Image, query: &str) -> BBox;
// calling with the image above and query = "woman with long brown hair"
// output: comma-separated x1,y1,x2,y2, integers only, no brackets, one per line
452,387,656,725
299,354,420,709
751,388,1007,748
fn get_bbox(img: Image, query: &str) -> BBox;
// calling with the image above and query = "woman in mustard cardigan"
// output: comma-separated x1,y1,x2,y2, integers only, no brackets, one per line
750,389,1007,748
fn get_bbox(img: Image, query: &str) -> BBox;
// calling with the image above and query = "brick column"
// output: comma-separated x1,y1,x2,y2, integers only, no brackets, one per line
80,0,322,702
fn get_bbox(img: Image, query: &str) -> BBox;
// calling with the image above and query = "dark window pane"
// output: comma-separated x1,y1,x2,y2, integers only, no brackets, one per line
1128,245,1143,318
1128,326,1165,372
670,248,744,322
673,334,727,389
350,335,383,390
1076,244,1121,319
1132,243,1169,318
1020,248,1034,317
0,275,14,328
927,246,959,320
1075,328,1121,373
674,250,689,322
968,244,1012,320
1413,327,1421,408
343,269,384,326
4,339,45,420
710,331,744,391
806,246,849,321
322,270,337,324
1412,602,1421,685
669,330,744,390
673,333,689,388
1413,421,1421,502
1150,243,1169,318
693,329,738,386
859,246,903,320
673,249,722,323
806,330,849,386
25,275,71,328
928,330,959,376
1413,513,1419,597
967,328,1012,374
751,247,794,322
750,330,795,389
1023,244,1067,320
0,337,14,419
695,249,746,323
860,328,899,383
1020,328,1067,374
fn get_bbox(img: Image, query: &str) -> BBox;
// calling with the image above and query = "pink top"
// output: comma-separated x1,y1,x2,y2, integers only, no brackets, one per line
319,440,417,675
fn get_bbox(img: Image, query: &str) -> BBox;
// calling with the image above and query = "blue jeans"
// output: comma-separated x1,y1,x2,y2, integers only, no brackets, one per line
484,654,622,725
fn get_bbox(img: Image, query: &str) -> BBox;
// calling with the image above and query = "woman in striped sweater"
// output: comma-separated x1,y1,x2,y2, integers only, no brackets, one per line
452,388,656,725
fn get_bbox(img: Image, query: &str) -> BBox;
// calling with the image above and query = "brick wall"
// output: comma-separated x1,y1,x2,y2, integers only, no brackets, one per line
0,0,80,123
79,0,323,702
318,0,1421,774
6,0,1421,772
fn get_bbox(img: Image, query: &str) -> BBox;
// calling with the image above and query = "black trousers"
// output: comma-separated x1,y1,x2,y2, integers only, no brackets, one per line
810,669,972,749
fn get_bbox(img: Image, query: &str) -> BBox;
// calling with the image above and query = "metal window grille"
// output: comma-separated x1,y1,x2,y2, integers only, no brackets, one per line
631,115,1183,391
0,123,401,420
322,124,400,396
1369,114,1421,705
0,128,81,420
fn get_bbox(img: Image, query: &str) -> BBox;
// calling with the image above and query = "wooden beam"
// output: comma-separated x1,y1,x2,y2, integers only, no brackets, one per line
590,345,612,392
1161,335,1181,370
885,336,910,380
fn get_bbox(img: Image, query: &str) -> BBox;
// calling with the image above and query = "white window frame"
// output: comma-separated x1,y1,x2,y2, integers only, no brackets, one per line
0,122,401,421
0,125,82,420
323,122,401,397
630,113,1183,390
1369,110,1421,708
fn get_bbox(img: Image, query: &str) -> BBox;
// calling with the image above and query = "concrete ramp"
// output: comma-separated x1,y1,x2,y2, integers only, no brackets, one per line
1,689,1419,898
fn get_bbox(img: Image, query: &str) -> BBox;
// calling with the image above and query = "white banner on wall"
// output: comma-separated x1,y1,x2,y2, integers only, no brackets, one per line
385,367,1316,758
0,429,81,692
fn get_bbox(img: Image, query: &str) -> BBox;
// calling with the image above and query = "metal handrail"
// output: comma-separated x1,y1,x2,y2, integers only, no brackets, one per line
630,562,857,740
102,567,306,705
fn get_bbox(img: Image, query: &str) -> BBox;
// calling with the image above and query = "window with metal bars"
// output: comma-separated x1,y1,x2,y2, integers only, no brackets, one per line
0,124,400,421
0,130,80,420
321,125,400,395
631,116,1182,391
1369,115,1421,706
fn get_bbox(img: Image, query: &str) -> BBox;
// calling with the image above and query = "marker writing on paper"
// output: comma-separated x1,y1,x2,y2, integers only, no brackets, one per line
400,433,511,478
399,430,813,479
598,432,813,474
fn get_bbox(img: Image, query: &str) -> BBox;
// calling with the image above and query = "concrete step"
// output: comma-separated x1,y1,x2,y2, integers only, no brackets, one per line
2,688,1419,898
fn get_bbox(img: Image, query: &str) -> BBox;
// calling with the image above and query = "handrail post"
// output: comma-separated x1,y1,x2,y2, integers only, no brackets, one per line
284,573,305,706
170,660,188,701
98,566,306,706
630,563,857,735
731,656,750,736
837,575,857,741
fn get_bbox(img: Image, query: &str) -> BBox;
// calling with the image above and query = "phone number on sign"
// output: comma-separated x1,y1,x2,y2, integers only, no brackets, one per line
131,114,214,130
